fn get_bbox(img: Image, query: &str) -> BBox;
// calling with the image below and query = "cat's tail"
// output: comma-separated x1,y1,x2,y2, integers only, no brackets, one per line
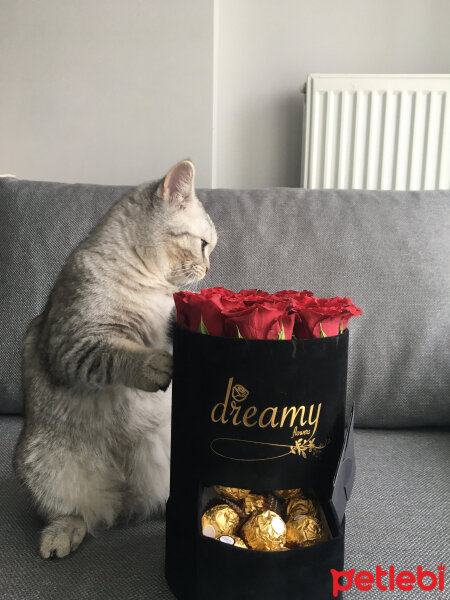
40,515,87,559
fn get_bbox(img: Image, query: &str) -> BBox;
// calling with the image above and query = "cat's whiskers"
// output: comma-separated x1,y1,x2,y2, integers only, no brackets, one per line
170,263,206,283
170,265,188,275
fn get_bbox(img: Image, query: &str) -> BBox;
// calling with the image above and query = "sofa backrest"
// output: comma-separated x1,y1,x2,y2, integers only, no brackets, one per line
1,178,449,428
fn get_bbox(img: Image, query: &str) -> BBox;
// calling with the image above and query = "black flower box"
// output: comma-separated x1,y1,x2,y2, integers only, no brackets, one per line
165,325,355,600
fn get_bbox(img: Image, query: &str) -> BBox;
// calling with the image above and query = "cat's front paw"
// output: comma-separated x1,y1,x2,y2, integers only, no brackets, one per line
140,349,173,392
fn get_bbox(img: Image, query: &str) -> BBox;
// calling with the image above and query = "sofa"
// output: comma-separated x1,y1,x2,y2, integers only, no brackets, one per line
0,177,449,600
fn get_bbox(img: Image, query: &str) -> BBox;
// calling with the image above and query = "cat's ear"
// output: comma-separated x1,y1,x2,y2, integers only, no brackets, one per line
160,160,195,206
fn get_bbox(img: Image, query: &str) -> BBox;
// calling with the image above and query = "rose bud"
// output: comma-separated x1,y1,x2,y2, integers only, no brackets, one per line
293,296,362,338
223,304,295,340
173,291,226,336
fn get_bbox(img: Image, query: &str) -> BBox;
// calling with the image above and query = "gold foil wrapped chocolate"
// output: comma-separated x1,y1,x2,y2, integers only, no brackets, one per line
202,504,240,538
286,515,326,547
241,510,286,551
273,488,304,500
243,494,267,516
214,485,251,501
286,497,319,519
218,534,248,549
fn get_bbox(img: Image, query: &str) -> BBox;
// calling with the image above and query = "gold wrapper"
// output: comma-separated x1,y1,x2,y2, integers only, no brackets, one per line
202,504,240,538
243,494,267,516
286,515,326,547
218,534,248,549
286,497,319,519
214,485,251,501
273,488,304,500
241,510,286,551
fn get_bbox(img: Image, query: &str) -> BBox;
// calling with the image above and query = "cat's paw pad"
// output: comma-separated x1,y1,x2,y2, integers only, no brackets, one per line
40,518,86,559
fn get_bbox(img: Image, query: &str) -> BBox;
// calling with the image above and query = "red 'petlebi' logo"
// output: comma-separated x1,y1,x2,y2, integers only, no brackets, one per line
331,564,445,596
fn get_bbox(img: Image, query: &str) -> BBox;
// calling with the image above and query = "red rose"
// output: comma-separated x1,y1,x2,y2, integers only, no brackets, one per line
173,291,227,336
293,296,362,338
273,290,314,302
174,289,361,339
238,289,272,299
200,287,236,300
200,287,246,312
222,303,295,339
238,289,271,296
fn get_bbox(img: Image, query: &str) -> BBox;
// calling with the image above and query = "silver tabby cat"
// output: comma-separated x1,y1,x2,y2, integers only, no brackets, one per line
14,160,217,558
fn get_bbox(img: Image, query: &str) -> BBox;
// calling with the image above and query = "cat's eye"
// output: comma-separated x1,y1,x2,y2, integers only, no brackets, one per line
201,239,208,250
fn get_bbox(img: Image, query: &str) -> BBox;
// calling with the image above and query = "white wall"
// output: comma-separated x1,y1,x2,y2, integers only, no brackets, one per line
1,0,448,188
214,0,450,188
0,0,214,186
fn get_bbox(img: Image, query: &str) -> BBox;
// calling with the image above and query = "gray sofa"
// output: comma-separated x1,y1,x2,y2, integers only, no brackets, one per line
1,177,449,600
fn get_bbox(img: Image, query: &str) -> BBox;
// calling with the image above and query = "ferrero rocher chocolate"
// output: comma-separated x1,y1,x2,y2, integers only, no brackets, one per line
273,488,304,500
243,494,267,516
214,485,251,501
286,515,326,547
286,497,319,519
202,504,240,538
241,510,286,551
218,534,248,549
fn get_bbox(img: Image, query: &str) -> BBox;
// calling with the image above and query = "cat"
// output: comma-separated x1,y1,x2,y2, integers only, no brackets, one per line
14,160,217,559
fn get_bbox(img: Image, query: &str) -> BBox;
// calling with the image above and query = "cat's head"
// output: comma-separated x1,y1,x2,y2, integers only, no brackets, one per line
131,160,217,287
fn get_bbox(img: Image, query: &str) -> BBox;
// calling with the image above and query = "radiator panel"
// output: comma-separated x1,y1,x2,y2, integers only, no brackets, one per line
301,75,450,190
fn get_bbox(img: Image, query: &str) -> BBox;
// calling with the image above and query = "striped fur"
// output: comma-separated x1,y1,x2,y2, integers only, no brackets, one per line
14,160,217,558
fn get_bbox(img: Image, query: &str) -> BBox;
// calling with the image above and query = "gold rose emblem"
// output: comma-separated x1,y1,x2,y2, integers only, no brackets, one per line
231,384,249,402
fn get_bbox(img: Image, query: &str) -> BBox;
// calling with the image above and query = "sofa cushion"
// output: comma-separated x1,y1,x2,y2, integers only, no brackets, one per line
0,178,449,427
1,417,448,599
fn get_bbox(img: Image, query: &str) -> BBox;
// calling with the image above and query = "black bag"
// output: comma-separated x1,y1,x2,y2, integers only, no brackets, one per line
166,326,355,600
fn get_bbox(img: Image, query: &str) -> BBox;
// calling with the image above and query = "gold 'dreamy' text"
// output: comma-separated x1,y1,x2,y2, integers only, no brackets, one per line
210,377,322,437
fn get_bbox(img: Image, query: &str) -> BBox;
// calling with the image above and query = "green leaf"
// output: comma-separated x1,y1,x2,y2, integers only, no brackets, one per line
198,314,209,335
292,333,296,340
339,321,344,334
278,323,286,340
236,325,244,339
319,323,327,338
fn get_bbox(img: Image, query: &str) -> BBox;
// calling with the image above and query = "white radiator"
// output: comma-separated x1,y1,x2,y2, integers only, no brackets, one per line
301,74,450,190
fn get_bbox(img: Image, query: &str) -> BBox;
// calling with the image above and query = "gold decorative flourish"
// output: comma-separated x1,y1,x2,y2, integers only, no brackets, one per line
289,438,327,458
210,436,328,462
